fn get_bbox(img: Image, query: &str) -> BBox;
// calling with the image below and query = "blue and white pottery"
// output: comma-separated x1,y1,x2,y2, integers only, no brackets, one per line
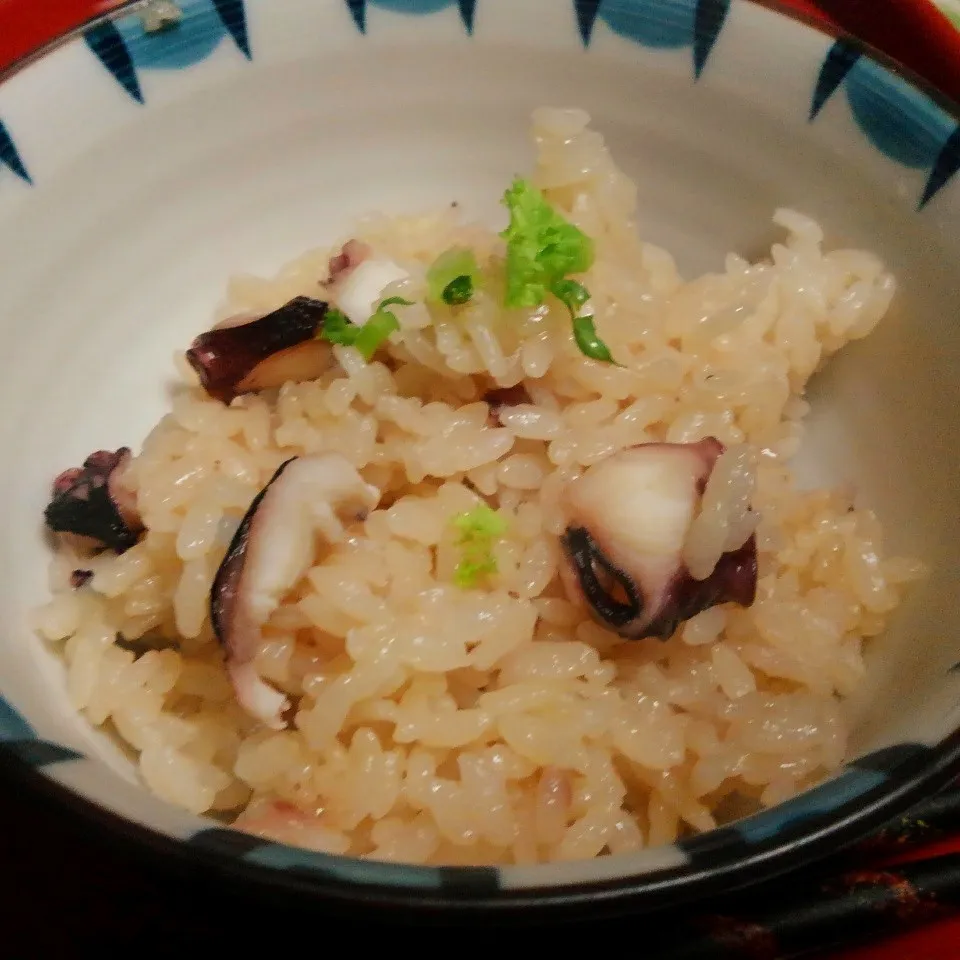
1,0,959,916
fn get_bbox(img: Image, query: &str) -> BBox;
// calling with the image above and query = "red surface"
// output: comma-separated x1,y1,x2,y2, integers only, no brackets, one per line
1,0,960,955
821,837,960,959
0,0,117,71
828,924,960,960
817,0,960,103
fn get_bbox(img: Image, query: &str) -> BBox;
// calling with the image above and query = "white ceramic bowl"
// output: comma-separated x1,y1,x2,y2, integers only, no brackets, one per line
1,0,959,917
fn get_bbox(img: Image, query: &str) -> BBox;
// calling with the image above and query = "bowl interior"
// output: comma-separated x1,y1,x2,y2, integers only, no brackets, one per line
1,0,959,895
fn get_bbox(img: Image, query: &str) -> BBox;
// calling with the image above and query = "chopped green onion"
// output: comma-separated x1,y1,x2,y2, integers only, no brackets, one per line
454,555,498,588
453,504,508,540
352,310,400,361
320,307,353,343
551,278,591,315
550,278,616,363
451,505,508,588
427,248,481,305
320,298,411,361
442,275,474,305
500,178,594,308
572,315,615,364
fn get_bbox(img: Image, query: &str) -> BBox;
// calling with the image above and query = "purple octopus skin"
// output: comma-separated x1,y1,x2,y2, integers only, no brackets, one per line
483,384,532,427
210,453,380,729
186,296,332,404
70,569,94,589
44,448,143,553
326,239,371,284
209,460,284,656
561,528,757,640
208,458,293,729
558,438,758,641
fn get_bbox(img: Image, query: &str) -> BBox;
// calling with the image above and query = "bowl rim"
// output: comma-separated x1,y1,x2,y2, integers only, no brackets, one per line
4,732,960,919
2,0,960,915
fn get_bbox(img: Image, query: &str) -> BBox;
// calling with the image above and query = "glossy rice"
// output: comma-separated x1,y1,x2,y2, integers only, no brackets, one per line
34,109,925,865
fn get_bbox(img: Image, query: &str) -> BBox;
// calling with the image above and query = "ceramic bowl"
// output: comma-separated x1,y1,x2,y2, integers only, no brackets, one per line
1,0,959,919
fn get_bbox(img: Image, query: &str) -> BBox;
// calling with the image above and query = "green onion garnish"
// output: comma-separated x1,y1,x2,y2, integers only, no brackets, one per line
451,505,508,588
442,275,474,305
500,178,594,309
551,278,616,364
427,247,482,306
320,297,412,361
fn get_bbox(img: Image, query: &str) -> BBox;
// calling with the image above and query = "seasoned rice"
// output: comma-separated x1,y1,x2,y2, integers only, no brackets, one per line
34,108,925,865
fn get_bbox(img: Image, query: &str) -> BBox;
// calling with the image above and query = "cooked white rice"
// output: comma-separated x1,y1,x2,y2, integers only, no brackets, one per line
34,108,925,865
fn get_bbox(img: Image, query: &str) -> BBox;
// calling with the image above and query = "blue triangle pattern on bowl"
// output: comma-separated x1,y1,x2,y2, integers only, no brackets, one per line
0,120,31,185
810,39,860,120
0,694,83,768
84,0,251,104
810,40,960,208
846,58,955,170
84,21,144,103
73,0,960,205
212,0,252,58
345,0,477,34
924,127,960,208
575,0,731,79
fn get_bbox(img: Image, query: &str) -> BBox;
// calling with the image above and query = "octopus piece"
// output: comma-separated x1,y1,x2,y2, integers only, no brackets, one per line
327,239,372,283
483,384,532,426
44,448,143,553
558,438,758,641
323,239,410,324
70,569,93,589
210,454,380,729
186,296,333,404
